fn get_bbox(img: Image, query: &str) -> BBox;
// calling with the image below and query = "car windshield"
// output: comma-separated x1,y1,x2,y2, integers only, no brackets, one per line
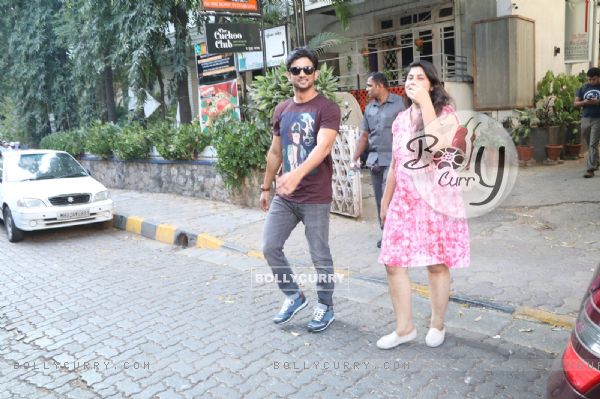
5,153,88,182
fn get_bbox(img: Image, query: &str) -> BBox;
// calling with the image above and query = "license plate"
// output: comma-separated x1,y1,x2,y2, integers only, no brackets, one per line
57,209,90,220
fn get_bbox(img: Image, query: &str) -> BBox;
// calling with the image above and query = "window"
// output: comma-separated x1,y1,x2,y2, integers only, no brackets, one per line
400,15,412,26
442,26,455,56
439,6,454,19
399,33,414,70
417,12,432,23
380,18,394,30
370,3,457,82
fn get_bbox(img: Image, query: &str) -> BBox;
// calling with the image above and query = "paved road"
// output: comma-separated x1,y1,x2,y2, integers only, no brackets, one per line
111,159,600,319
0,226,560,398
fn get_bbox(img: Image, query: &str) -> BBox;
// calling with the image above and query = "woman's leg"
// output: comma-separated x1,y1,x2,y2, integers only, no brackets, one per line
426,264,451,329
385,265,414,335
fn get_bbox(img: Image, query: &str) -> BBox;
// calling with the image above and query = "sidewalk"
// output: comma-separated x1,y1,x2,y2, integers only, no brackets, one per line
110,157,600,329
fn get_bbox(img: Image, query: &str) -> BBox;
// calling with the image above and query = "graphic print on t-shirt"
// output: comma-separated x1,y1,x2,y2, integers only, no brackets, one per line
584,89,600,101
280,112,317,173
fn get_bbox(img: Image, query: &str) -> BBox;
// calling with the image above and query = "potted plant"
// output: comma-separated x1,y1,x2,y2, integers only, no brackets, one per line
414,38,424,52
512,109,537,162
565,127,582,158
554,71,586,140
533,71,586,161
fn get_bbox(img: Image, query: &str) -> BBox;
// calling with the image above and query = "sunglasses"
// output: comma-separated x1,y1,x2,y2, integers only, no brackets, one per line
288,66,315,76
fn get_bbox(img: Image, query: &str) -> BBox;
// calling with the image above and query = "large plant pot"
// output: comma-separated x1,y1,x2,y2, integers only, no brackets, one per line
545,144,563,161
530,126,560,162
565,143,582,157
517,145,534,162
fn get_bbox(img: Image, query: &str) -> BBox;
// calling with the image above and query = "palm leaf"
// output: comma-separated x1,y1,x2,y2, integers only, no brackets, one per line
328,0,352,29
307,32,346,56
315,0,352,29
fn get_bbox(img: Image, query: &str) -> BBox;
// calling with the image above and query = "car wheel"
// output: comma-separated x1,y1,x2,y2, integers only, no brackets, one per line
3,207,24,243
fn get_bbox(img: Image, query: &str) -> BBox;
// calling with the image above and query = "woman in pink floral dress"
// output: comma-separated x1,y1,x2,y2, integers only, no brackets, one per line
376,60,470,350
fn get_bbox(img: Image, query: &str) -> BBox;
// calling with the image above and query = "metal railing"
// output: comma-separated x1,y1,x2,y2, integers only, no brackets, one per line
320,48,471,92
441,54,469,82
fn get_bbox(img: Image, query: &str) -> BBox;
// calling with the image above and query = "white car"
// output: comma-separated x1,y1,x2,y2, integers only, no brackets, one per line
0,150,113,242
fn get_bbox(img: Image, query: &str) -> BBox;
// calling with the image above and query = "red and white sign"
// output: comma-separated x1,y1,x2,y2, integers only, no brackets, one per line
201,0,260,13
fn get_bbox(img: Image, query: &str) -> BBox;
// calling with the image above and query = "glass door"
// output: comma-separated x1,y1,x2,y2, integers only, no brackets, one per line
397,31,414,82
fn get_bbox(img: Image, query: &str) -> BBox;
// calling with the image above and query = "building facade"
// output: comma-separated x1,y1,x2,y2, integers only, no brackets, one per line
304,0,599,117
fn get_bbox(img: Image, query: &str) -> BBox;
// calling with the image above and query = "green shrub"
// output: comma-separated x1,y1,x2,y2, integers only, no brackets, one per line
39,128,86,157
149,121,211,160
534,70,587,125
210,116,271,188
85,121,119,159
112,122,151,160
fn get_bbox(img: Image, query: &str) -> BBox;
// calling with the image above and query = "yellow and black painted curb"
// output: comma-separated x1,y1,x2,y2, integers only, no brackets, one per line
114,214,239,251
113,213,576,330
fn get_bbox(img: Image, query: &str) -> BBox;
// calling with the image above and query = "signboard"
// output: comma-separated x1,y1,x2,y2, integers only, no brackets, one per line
305,0,363,11
195,43,236,85
206,23,262,54
304,0,332,11
201,0,260,13
237,51,264,72
236,25,288,71
127,88,160,118
565,0,595,63
199,79,240,130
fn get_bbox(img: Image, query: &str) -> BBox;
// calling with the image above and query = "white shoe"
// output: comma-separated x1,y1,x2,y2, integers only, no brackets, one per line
425,327,445,347
376,329,417,349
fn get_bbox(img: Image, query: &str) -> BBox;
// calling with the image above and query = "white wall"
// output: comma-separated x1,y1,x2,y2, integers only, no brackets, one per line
496,0,599,80
497,0,566,82
446,81,474,111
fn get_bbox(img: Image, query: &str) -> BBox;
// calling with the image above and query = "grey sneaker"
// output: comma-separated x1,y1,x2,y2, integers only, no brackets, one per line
307,304,335,332
273,294,307,325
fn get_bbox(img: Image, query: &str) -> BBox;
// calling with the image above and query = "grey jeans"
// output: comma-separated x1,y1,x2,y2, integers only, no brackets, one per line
582,117,600,171
262,196,334,306
370,165,389,228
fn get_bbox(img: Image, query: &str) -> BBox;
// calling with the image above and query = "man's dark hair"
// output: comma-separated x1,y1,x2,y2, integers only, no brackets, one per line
285,47,319,70
587,67,600,77
369,72,389,88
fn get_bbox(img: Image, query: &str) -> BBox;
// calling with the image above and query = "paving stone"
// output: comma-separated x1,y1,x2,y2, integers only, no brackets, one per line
206,383,242,398
132,382,167,399
43,374,78,390
155,388,187,399
114,378,143,396
163,374,193,391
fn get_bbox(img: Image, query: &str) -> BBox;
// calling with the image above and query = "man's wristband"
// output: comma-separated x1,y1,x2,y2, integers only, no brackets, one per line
260,185,271,192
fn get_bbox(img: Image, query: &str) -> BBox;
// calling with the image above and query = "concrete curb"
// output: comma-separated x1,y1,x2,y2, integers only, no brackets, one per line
112,212,576,330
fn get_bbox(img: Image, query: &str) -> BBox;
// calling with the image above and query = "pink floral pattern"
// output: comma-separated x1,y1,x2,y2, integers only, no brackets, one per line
379,105,470,268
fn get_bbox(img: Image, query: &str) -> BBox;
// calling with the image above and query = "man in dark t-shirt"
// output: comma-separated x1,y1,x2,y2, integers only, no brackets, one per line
575,67,600,178
260,47,341,332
